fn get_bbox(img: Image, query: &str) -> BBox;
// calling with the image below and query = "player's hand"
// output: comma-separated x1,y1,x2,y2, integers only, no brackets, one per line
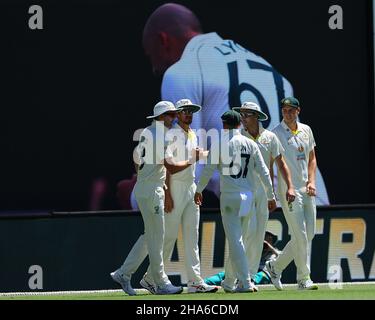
268,199,277,212
190,148,209,163
164,191,174,213
306,182,316,196
193,148,202,162
286,187,296,203
194,192,203,206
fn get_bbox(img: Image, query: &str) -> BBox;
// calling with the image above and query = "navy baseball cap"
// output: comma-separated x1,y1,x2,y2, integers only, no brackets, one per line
281,97,300,108
221,110,241,127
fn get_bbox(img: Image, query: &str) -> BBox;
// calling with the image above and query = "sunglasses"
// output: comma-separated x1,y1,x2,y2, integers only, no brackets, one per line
181,109,194,115
164,112,177,117
240,112,257,118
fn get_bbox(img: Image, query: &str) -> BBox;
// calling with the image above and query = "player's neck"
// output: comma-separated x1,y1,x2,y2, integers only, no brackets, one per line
246,124,259,139
178,121,190,132
284,120,298,132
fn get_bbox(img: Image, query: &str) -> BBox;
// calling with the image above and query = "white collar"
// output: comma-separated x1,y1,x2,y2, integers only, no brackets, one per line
281,119,299,132
181,32,223,58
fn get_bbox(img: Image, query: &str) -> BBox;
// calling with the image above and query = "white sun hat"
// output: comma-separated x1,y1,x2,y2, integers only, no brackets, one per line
175,99,201,113
146,101,179,119
232,101,268,121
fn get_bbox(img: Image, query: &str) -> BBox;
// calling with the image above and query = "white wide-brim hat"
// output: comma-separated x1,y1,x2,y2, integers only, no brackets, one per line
146,101,179,119
232,102,268,121
175,99,201,113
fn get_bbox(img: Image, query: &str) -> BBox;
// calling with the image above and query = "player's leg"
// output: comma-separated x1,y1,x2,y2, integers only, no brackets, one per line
181,183,218,293
220,193,253,292
296,193,318,290
204,271,225,286
135,185,169,287
246,189,269,280
110,234,147,295
240,211,259,291
141,194,182,293
181,182,202,284
222,256,236,292
119,234,148,279
163,180,186,263
280,190,310,281
141,180,187,293
304,194,316,269
267,190,308,289
269,205,296,275
222,197,253,292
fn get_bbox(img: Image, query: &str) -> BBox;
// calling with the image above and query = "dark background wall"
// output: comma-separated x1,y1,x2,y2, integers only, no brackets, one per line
1,207,374,292
1,0,374,211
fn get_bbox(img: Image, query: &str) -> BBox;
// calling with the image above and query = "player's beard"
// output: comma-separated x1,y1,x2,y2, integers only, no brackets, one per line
183,117,192,125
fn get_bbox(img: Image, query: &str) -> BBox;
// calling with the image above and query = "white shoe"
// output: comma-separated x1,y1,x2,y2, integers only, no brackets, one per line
188,283,218,293
140,276,157,294
110,270,136,296
156,283,183,295
298,278,318,290
221,280,235,293
265,261,283,291
234,280,254,293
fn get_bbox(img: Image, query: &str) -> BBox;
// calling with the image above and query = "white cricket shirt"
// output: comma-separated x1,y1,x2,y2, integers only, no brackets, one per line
165,123,197,184
196,129,274,200
272,120,316,191
160,32,329,205
135,121,168,185
241,126,282,169
161,32,293,134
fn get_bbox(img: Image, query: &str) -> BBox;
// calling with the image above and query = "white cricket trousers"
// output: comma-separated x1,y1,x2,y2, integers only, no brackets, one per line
119,233,147,280
127,181,169,287
272,188,316,281
144,180,202,285
245,187,269,279
220,192,251,286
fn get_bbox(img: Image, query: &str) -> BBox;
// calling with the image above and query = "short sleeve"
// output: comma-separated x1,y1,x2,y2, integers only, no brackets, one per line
308,126,316,152
270,133,283,159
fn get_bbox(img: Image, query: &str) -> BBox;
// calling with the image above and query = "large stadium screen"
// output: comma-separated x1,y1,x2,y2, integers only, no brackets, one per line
0,0,373,212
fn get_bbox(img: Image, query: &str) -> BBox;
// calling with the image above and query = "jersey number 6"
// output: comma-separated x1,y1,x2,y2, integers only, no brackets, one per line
227,59,286,128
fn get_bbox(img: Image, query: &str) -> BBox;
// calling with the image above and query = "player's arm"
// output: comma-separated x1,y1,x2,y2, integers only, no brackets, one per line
269,157,275,189
163,130,202,174
251,146,277,212
164,170,174,213
194,163,217,206
164,147,205,174
264,241,281,256
274,154,295,203
164,158,192,174
194,145,217,205
307,148,317,196
133,140,144,173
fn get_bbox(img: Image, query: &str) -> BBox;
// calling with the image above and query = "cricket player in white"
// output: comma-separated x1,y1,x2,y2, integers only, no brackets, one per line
142,3,330,206
266,97,319,290
194,110,277,292
231,102,295,283
140,99,217,294
111,101,202,295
